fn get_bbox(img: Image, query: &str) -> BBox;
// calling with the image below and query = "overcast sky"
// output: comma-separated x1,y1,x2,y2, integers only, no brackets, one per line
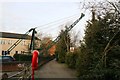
0,0,109,40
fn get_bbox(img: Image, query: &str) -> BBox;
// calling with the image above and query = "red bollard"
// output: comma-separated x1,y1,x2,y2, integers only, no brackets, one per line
32,50,39,80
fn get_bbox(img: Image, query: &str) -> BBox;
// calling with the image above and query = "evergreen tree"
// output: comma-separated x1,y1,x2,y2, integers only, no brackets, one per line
55,26,71,63
76,6,120,79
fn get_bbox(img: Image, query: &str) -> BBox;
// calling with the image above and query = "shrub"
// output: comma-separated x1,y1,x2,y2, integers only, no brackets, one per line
13,54,32,61
65,51,78,69
78,68,120,80
13,54,55,62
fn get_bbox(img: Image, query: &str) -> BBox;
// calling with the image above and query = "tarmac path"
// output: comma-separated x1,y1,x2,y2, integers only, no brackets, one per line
34,59,78,79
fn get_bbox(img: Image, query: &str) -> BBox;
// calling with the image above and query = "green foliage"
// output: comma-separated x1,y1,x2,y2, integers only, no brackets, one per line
13,54,32,61
55,27,71,63
76,45,92,77
106,45,120,68
13,54,55,63
65,51,78,69
78,68,120,80
76,7,120,79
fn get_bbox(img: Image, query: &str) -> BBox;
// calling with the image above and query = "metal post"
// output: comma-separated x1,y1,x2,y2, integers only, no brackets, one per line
30,28,37,51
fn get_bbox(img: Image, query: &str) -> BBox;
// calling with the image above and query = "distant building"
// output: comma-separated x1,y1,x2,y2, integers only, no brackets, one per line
0,32,40,56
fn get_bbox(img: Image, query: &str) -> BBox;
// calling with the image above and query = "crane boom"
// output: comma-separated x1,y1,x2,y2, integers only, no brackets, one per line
46,13,85,50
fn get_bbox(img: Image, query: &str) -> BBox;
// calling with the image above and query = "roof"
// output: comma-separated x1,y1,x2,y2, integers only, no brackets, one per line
0,32,40,40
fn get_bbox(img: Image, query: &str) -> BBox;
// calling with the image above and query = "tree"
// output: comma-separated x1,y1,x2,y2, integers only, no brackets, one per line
76,1,120,79
55,26,71,63
39,37,53,56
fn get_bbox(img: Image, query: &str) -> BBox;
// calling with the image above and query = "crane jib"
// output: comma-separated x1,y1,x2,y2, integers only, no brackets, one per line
46,13,85,50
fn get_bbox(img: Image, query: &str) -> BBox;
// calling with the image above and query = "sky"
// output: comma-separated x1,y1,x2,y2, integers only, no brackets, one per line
0,0,106,40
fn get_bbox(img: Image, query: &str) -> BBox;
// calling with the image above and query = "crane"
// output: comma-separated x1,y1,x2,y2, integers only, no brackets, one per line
39,13,85,56
6,13,85,56
6,28,36,55
46,13,85,50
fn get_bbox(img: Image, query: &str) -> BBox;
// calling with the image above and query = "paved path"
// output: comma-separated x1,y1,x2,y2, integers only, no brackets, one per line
34,59,78,78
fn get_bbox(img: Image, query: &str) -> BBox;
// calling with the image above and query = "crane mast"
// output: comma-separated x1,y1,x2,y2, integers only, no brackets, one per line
6,28,35,55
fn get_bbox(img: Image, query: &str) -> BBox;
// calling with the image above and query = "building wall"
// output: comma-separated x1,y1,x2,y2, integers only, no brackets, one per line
0,38,31,56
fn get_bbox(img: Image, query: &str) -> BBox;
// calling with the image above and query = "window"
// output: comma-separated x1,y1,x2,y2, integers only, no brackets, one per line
0,40,5,44
0,40,1,44
2,40,5,44
2,51,5,55
23,41,26,45
8,40,11,45
2,51,10,55
2,51,6,55
10,40,13,45
15,51,18,54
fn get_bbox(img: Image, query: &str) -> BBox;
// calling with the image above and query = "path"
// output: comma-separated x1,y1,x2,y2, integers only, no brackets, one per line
34,59,78,79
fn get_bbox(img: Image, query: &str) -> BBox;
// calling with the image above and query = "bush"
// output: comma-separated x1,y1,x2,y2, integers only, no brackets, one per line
58,52,66,63
13,54,55,62
76,46,92,77
65,52,78,69
13,54,32,61
78,68,120,80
